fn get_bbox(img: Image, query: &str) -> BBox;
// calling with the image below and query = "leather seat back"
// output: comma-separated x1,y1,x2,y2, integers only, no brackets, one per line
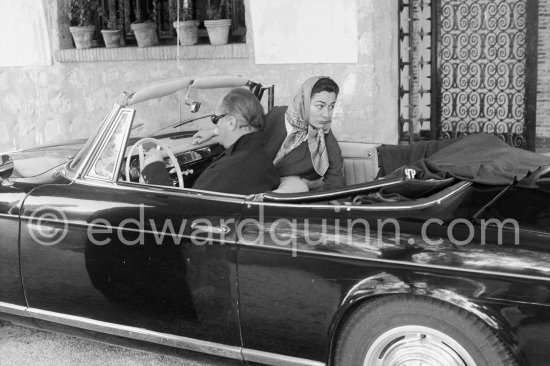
339,141,380,186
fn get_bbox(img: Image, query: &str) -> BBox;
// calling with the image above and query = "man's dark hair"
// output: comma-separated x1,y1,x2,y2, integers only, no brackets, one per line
311,77,339,98
221,88,265,129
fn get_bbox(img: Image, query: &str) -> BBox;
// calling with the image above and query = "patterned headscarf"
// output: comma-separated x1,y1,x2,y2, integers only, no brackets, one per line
273,76,331,176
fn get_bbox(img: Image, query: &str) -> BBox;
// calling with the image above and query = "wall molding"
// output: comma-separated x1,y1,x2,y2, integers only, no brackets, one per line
55,43,248,63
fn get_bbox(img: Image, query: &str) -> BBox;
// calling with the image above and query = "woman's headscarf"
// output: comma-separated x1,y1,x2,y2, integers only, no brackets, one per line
273,76,332,176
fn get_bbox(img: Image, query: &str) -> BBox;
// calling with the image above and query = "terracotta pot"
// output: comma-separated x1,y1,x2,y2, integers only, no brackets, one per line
173,20,200,46
101,29,122,48
131,22,159,47
204,19,232,45
69,25,96,49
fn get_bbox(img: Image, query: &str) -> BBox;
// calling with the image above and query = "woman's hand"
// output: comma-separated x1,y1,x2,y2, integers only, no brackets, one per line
192,128,217,145
301,177,324,190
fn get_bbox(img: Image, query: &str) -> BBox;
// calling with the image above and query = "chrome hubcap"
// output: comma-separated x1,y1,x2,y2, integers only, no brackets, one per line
364,325,478,366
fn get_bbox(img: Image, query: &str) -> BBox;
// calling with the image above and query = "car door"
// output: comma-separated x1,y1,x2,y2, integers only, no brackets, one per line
20,182,244,349
235,199,354,363
0,185,27,308
19,107,244,356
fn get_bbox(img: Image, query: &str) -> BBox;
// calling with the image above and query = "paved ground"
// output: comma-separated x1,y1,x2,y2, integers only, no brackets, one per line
0,321,232,366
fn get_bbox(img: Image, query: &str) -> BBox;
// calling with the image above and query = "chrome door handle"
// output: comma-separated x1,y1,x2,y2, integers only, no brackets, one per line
191,222,231,234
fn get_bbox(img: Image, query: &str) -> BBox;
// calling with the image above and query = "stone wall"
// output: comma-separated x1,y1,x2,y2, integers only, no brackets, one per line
0,0,398,152
2,1,550,154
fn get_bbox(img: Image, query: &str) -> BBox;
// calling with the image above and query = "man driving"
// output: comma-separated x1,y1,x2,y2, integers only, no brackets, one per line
141,88,280,195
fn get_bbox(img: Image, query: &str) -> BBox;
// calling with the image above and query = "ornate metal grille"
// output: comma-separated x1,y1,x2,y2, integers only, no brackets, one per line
438,0,528,147
398,0,537,149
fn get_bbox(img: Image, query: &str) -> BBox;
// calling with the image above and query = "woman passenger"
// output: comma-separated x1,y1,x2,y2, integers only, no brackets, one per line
263,76,344,192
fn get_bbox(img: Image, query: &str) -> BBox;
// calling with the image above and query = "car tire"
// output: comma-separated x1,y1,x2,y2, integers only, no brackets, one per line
334,295,518,366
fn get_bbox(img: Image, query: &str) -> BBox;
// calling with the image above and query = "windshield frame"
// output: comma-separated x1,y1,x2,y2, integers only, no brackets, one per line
64,104,121,180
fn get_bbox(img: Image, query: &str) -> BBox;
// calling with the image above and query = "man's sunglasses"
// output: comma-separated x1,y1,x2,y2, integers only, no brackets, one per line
211,114,227,124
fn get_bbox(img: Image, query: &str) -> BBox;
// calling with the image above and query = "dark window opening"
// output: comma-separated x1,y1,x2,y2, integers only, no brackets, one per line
65,0,246,49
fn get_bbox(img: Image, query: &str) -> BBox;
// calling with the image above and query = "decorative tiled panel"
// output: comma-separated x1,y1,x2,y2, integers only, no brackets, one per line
537,0,550,152
398,0,434,142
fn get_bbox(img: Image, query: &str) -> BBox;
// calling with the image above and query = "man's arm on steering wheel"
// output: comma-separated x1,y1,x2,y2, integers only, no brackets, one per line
141,150,173,186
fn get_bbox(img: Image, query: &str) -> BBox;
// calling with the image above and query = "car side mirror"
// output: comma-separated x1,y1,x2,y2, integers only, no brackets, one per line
186,100,201,113
184,85,201,113
0,154,14,180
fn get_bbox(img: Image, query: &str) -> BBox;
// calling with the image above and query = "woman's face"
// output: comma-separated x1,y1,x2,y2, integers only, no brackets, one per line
308,91,337,131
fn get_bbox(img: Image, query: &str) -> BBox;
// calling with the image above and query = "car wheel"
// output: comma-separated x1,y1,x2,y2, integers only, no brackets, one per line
334,295,518,366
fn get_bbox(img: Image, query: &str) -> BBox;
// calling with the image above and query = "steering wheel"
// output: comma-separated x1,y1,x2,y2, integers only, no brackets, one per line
125,137,184,189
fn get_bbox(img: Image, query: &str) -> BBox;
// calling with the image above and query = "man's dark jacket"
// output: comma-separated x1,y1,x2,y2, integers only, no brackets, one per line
142,131,280,195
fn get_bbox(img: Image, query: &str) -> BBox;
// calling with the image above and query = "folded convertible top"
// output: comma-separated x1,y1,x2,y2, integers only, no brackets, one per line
381,133,550,185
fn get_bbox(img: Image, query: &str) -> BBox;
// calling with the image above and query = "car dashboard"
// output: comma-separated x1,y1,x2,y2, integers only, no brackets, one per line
120,131,224,188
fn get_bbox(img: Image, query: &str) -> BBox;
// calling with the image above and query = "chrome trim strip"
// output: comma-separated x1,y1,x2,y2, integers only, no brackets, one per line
28,308,244,361
0,302,27,317
242,349,325,366
0,213,18,219
261,178,402,202
236,241,550,283
74,178,248,203
0,302,325,365
246,181,472,211
18,215,232,245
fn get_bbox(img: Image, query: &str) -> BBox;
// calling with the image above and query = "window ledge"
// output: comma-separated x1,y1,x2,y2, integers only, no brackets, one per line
55,43,248,63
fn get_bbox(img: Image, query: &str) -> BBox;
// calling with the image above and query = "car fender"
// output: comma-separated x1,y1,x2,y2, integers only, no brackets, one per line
326,271,521,365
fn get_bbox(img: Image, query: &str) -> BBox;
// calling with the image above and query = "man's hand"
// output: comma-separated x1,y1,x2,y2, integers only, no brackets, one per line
192,128,217,145
143,148,164,166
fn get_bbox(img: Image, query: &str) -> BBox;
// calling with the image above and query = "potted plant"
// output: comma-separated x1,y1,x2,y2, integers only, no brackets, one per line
99,6,122,48
68,0,97,49
172,0,199,46
130,0,159,47
204,0,232,45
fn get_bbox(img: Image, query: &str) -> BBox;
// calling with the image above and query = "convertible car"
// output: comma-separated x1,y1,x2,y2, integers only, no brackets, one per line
1,75,550,366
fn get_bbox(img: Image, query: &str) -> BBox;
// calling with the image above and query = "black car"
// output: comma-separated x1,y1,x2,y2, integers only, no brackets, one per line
1,75,550,366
